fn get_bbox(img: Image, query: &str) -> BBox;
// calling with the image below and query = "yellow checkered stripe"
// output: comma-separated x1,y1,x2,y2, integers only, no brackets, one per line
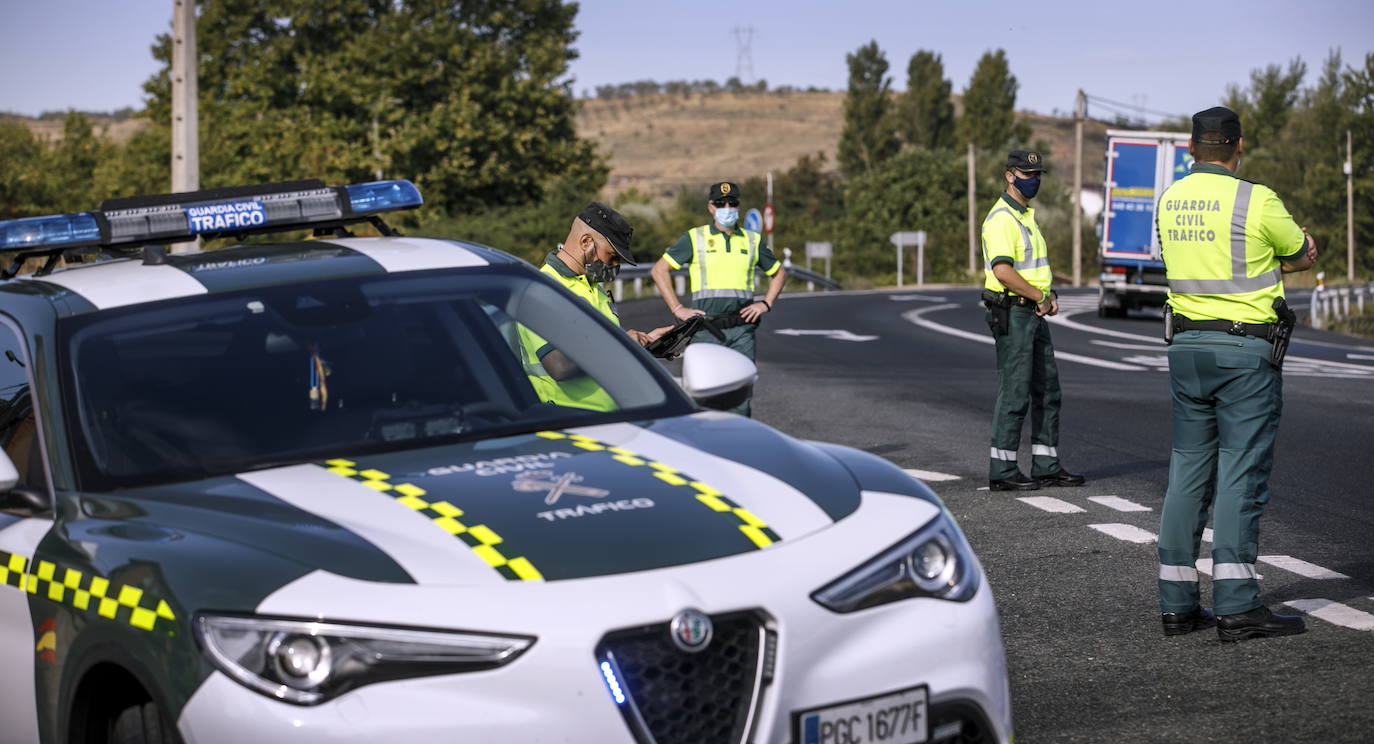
0,549,176,632
323,459,544,581
536,431,781,549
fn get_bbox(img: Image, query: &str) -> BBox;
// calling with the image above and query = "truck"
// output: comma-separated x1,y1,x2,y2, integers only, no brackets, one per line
1097,129,1193,317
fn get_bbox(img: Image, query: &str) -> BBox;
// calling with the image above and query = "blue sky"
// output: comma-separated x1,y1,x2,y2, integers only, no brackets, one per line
2,0,1372,122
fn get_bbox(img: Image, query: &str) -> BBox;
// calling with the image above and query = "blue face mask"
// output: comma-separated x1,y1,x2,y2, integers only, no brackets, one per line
714,206,739,228
1013,176,1041,200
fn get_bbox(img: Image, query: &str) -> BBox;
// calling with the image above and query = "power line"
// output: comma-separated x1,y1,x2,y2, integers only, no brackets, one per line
1084,92,1188,123
732,26,755,84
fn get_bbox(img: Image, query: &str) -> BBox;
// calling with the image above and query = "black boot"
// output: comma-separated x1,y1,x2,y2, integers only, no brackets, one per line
1161,606,1216,636
989,472,1040,491
1216,606,1306,642
1037,469,1086,487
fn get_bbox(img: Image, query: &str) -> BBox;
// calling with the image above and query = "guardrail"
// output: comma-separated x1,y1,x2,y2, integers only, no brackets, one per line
612,262,841,300
1308,281,1374,329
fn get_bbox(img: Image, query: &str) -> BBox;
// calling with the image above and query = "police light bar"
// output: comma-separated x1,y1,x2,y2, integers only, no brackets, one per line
0,179,423,255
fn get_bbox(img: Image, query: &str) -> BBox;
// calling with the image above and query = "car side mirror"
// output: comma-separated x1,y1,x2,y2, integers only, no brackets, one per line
0,450,48,515
0,449,18,492
680,343,757,412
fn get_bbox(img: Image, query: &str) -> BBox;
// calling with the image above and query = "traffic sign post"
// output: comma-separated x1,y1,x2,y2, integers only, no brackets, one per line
805,241,832,279
763,203,774,233
744,208,763,233
889,231,928,287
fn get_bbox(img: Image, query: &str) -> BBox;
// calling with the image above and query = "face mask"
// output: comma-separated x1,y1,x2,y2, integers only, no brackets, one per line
584,256,618,283
714,206,739,228
1013,176,1041,200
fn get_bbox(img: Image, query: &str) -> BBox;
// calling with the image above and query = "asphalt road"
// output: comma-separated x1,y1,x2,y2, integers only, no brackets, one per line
622,287,1374,744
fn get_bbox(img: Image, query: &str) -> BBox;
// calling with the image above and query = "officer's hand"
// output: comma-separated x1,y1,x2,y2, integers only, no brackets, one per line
672,305,705,322
739,301,770,323
645,324,674,343
1303,228,1319,261
1047,294,1059,316
625,329,652,347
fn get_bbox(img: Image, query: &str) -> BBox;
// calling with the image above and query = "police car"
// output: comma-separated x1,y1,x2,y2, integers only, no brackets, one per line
0,180,1011,744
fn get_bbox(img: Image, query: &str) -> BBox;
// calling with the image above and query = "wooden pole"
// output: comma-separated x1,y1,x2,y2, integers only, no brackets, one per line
1073,89,1085,287
968,141,977,277
1348,129,1356,282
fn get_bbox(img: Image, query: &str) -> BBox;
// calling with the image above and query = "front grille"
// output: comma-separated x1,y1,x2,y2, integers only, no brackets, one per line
597,611,769,744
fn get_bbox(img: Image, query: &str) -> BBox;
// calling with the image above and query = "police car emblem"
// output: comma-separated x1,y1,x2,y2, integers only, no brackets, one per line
669,609,713,653
511,470,609,505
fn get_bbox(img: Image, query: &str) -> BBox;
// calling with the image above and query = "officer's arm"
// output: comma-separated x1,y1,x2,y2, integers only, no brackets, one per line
1262,189,1316,272
652,258,702,320
762,264,787,307
990,263,1048,303
540,348,581,380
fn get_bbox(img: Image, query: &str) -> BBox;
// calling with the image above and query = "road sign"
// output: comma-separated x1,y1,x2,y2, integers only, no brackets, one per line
889,231,927,247
763,203,775,233
805,241,832,259
744,208,763,233
890,230,930,287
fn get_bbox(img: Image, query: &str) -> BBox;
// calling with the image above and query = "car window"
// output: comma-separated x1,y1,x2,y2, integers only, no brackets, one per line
58,268,692,490
0,321,43,490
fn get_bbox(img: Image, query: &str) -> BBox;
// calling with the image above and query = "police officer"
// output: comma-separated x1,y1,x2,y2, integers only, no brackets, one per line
1155,107,1317,641
519,202,672,411
650,181,787,417
982,150,1085,491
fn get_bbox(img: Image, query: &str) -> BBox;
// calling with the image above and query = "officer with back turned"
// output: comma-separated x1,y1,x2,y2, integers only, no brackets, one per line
981,150,1085,491
1154,107,1318,641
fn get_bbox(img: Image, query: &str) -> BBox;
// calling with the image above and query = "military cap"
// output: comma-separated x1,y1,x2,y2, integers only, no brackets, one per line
1191,106,1242,145
1005,150,1045,173
578,201,636,265
708,182,741,203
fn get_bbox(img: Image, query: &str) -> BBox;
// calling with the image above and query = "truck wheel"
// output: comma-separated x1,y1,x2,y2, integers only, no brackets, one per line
110,701,174,744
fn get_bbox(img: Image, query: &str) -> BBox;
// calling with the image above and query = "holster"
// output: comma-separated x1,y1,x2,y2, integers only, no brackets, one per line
1270,297,1297,369
981,289,1011,337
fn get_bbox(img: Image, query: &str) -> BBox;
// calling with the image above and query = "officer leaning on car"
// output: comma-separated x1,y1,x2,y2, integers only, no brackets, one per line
1155,106,1318,641
517,202,673,411
980,149,1085,492
650,181,787,417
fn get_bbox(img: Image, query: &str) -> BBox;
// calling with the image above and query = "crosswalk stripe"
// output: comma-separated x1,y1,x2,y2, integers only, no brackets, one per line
1017,496,1085,513
1284,599,1374,631
1202,528,1214,543
1258,555,1349,580
1089,523,1156,544
1088,495,1151,512
902,468,961,482
1196,558,1213,576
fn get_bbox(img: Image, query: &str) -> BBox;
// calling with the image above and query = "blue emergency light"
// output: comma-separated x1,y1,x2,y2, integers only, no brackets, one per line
0,179,424,257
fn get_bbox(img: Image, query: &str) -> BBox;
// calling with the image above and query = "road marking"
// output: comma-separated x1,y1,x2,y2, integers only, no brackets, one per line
889,294,947,302
1259,555,1349,580
1090,339,1168,351
1089,523,1156,544
1017,496,1085,513
773,328,878,342
1197,558,1213,575
976,486,990,491
901,305,1147,371
903,468,961,482
1348,353,1374,361
1202,528,1213,543
1088,495,1151,512
1284,599,1374,631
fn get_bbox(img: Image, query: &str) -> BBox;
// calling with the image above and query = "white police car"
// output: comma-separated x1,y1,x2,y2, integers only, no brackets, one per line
0,180,1011,743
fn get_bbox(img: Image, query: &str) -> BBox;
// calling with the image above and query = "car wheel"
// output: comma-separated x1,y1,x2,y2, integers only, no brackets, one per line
110,701,174,744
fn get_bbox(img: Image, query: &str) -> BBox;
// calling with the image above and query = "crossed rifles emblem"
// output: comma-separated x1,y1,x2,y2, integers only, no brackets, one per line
512,470,610,505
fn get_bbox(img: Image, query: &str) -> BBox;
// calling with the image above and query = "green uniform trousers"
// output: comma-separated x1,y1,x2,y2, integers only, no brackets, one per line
690,323,757,417
1157,331,1281,616
987,305,1063,479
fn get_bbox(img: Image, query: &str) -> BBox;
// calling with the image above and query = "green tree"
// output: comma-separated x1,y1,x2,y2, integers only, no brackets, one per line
133,0,603,214
837,41,899,178
841,149,968,284
0,122,51,219
895,50,955,151
1341,53,1374,275
959,49,1028,152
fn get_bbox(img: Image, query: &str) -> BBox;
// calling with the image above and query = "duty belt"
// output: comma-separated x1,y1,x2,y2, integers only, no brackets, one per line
1173,316,1277,342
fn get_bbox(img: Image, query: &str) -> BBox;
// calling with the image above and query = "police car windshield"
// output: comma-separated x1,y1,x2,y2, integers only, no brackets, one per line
58,268,691,491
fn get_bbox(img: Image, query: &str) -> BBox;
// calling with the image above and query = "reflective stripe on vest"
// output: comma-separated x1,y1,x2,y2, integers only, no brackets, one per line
981,204,1052,293
687,225,761,297
1166,181,1281,295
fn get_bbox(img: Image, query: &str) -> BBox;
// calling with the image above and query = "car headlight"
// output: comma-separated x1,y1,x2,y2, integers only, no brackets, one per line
812,511,980,613
195,614,535,705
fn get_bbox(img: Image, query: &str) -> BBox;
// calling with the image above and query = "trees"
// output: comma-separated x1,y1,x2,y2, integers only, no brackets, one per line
959,49,1029,153
837,41,899,178
895,50,955,151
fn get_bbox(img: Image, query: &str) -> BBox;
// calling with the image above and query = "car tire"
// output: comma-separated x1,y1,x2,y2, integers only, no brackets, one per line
110,701,174,744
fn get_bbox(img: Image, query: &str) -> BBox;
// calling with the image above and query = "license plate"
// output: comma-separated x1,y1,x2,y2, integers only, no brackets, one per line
793,685,929,744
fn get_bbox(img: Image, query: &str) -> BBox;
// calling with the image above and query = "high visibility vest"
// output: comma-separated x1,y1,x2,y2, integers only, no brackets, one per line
516,260,618,411
981,199,1052,294
686,225,763,300
1157,168,1304,324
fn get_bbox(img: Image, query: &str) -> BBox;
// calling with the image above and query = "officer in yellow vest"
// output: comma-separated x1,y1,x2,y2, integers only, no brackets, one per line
1155,107,1317,641
518,202,672,411
982,150,1085,491
650,181,787,417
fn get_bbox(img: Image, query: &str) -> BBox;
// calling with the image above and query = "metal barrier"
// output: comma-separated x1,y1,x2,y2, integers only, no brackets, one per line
1308,281,1374,329
612,263,841,300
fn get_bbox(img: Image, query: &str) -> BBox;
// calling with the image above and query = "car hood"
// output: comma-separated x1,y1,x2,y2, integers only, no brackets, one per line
166,414,873,585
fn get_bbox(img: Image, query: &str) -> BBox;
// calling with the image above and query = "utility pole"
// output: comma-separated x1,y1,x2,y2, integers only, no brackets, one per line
171,0,199,253
1348,130,1355,282
967,141,977,276
1072,89,1085,287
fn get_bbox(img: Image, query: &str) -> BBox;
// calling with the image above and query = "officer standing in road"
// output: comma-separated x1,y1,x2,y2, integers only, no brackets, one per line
1155,107,1317,641
981,150,1086,491
650,181,787,417
519,202,672,411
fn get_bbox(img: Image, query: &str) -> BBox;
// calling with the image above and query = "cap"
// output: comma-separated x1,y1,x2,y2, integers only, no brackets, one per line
577,201,636,265
708,182,741,202
1191,106,1242,145
1005,149,1045,173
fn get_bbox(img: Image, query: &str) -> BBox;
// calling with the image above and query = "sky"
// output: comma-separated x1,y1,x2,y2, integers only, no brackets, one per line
2,0,1373,123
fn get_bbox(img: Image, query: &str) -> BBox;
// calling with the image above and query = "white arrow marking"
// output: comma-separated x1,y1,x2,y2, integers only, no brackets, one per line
774,329,878,342
902,305,1146,371
888,294,948,302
